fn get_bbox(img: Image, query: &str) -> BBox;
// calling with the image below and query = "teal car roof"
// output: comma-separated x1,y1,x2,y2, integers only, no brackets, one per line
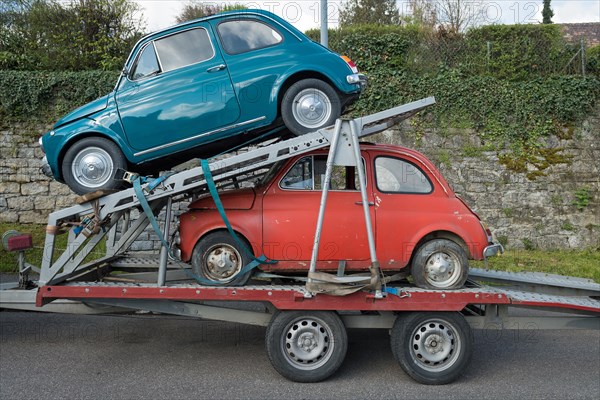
132,9,306,55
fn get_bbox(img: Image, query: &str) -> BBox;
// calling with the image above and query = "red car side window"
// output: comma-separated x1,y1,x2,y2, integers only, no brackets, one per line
374,156,432,194
280,156,361,191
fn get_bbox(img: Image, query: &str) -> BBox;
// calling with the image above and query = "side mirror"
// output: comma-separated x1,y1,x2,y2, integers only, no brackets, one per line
121,67,129,77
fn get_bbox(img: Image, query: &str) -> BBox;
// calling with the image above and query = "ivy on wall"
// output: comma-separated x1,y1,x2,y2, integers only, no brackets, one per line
0,70,117,124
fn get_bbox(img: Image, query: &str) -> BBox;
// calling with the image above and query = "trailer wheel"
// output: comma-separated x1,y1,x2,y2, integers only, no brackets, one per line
390,312,473,385
411,239,469,289
266,311,347,382
191,232,252,286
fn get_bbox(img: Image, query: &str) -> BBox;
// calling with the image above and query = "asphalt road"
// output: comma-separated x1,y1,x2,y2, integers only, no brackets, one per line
0,309,599,400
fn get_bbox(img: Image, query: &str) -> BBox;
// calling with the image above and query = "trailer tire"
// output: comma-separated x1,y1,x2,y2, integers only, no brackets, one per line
191,232,252,286
390,312,473,385
266,311,347,382
411,239,469,289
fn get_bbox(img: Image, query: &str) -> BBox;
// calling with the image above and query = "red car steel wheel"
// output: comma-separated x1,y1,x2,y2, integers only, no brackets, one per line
191,231,252,286
411,239,469,289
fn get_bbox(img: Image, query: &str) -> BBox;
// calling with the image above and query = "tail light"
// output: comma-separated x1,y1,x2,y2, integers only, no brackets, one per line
480,221,493,241
341,55,358,73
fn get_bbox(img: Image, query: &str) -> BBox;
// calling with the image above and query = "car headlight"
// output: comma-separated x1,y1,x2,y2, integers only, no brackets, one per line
38,136,45,154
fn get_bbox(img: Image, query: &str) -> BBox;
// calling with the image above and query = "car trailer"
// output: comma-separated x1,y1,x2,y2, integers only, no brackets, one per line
1,97,599,384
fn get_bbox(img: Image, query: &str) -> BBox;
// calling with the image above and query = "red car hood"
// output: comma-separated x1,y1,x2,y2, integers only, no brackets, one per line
188,188,256,210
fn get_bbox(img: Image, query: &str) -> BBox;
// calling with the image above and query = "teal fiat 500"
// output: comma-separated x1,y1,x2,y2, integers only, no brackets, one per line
39,9,366,194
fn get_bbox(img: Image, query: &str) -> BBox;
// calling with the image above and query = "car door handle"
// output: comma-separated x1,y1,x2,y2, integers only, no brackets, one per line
206,64,226,73
355,201,374,206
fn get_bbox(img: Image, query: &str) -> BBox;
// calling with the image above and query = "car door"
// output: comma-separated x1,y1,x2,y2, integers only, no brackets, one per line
115,25,240,158
213,17,287,125
371,154,440,268
262,154,374,266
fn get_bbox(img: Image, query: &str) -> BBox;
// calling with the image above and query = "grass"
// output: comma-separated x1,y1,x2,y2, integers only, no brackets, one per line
1,223,599,283
472,249,600,283
0,222,105,273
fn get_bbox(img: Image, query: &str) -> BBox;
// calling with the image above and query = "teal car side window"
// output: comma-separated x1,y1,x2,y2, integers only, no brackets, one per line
131,44,160,80
154,28,215,72
217,19,283,55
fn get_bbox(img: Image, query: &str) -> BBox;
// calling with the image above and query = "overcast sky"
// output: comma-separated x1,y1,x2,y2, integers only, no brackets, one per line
134,1,600,32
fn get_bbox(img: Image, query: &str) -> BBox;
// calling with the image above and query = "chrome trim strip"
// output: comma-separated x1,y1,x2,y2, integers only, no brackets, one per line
133,116,267,157
152,41,162,73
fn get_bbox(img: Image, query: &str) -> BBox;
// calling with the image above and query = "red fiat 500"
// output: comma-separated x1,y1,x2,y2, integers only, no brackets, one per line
177,143,502,289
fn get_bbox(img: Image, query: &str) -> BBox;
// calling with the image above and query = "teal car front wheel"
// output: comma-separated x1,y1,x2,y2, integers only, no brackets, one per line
282,79,341,136
62,137,127,195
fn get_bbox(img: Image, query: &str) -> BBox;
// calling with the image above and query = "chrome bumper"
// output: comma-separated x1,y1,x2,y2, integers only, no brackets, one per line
40,156,53,178
347,73,367,88
483,243,504,260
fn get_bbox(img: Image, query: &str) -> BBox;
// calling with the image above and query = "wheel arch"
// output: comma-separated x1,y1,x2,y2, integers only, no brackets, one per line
194,227,256,257
410,230,471,264
276,71,340,117
57,131,131,181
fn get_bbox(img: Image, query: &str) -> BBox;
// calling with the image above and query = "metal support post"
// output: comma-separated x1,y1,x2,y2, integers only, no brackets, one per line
320,0,328,47
158,196,172,286
349,119,377,264
308,119,343,281
581,39,586,76
307,118,382,295
349,120,382,296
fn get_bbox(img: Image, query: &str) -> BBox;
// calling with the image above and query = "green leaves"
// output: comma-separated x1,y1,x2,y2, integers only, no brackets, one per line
350,69,598,178
0,70,118,123
0,0,144,71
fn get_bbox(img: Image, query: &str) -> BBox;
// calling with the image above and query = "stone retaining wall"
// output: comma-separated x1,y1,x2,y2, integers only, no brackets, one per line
1,117,598,251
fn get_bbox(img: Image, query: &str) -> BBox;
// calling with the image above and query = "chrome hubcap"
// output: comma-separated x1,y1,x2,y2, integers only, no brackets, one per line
292,88,332,129
204,244,242,281
410,319,460,372
71,146,113,188
425,251,461,288
283,317,333,370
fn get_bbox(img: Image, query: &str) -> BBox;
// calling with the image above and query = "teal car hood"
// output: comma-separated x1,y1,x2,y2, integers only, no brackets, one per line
54,94,110,128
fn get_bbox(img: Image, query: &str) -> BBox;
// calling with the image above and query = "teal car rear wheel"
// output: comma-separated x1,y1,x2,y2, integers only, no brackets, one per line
282,79,341,136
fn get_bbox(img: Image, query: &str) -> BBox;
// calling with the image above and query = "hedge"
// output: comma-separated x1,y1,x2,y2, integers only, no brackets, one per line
0,70,118,122
306,24,595,79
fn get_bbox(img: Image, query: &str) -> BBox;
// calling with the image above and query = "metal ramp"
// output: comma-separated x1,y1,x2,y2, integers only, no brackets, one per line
38,97,436,287
468,268,600,297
